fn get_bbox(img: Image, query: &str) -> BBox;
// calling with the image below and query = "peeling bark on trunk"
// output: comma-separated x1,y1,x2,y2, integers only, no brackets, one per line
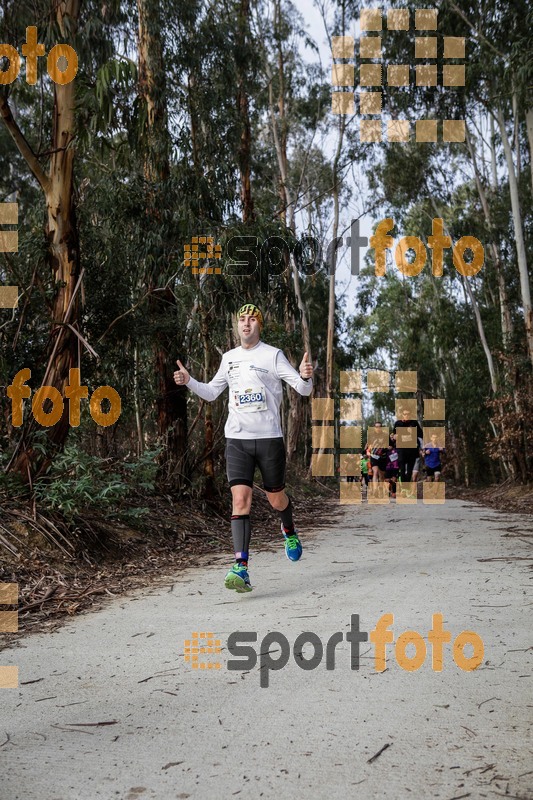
2,0,81,479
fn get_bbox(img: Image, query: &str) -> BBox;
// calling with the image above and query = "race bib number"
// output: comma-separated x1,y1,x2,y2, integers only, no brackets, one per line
234,386,267,412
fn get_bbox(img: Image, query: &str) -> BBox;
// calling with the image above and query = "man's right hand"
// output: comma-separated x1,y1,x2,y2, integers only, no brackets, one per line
174,359,190,386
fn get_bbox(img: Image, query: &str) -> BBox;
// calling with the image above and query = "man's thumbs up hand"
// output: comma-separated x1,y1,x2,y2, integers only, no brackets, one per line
174,359,190,386
299,351,313,380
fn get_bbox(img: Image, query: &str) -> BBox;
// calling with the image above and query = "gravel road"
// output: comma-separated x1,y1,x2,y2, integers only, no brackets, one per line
1,499,532,800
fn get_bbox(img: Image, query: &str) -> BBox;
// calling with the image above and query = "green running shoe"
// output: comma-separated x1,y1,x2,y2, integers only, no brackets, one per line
282,524,303,561
224,563,253,593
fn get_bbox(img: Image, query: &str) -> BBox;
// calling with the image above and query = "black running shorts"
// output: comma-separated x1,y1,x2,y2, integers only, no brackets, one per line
426,465,442,476
371,454,388,471
225,437,286,492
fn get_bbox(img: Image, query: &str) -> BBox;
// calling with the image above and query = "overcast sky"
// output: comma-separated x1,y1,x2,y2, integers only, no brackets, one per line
291,0,371,322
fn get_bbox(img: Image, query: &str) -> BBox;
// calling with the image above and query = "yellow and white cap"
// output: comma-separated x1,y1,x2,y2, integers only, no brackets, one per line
237,303,264,328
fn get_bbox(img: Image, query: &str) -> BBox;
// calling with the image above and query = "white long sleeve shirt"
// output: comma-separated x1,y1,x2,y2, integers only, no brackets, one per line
186,340,313,439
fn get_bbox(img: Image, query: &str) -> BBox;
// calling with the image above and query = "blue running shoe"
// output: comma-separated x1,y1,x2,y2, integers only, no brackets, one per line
282,524,302,562
224,563,253,593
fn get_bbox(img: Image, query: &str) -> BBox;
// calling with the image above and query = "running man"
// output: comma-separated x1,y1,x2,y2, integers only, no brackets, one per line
173,303,313,593
424,433,445,482
360,453,370,493
366,421,388,484
392,407,423,485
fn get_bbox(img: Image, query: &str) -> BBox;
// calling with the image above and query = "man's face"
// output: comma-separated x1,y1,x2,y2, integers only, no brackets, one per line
401,409,410,421
238,313,261,346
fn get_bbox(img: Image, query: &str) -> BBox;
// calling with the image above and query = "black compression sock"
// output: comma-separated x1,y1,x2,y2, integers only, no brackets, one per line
279,496,295,534
231,514,251,562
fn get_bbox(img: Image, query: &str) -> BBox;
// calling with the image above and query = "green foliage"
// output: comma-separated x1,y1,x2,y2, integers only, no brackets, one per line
33,447,161,521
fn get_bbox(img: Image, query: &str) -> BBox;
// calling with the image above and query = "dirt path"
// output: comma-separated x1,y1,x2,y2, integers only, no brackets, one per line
1,499,532,799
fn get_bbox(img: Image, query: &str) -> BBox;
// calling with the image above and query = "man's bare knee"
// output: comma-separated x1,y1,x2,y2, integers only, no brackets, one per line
231,486,252,515
266,490,288,511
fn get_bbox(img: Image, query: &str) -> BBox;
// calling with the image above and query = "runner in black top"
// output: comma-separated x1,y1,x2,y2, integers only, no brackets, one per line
392,407,423,484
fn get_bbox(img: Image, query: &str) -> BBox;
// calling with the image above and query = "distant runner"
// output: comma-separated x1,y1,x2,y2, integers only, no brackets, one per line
367,421,388,484
424,433,445,482
392,407,423,486
173,303,313,593
385,445,399,498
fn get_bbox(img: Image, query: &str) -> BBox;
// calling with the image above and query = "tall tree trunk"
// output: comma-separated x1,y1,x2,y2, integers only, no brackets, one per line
200,297,215,499
2,0,81,479
236,0,255,223
324,0,348,399
266,0,311,463
186,57,219,495
497,106,533,367
460,277,498,393
326,143,342,398
137,0,188,488
466,129,513,349
431,199,498,393
525,108,533,193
